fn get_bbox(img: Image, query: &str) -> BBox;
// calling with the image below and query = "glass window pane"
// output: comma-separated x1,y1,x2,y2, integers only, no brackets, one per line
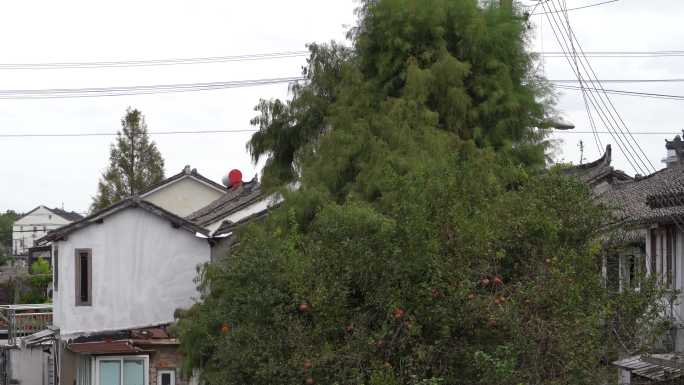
123,359,145,385
99,360,121,385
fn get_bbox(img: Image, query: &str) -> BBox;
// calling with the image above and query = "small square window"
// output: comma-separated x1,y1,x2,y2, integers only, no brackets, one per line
158,369,176,385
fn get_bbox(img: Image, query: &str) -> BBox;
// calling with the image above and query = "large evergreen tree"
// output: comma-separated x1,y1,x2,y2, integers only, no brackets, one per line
91,108,165,211
177,1,666,384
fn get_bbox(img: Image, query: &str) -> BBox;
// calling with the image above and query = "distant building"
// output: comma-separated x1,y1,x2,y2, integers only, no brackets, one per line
12,206,83,259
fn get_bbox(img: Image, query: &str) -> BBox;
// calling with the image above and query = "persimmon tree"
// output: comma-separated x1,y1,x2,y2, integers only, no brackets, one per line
176,1,667,384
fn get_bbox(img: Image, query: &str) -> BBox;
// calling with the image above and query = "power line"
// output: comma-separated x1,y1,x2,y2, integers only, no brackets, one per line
555,85,684,101
542,0,643,176
540,51,684,58
0,51,309,70
0,129,257,139
3,127,684,140
552,78,684,83
543,0,684,234
0,76,305,99
530,0,619,15
554,131,684,135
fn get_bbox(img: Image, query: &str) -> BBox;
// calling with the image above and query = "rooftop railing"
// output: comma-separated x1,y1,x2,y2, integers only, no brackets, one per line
0,304,53,346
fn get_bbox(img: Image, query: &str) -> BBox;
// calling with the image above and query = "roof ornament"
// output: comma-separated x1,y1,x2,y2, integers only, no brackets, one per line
183,165,192,175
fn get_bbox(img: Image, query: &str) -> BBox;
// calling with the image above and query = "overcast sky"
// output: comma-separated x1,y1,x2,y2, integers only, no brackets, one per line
0,0,681,213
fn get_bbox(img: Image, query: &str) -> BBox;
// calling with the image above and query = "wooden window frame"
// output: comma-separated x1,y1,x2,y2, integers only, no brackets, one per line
75,248,92,306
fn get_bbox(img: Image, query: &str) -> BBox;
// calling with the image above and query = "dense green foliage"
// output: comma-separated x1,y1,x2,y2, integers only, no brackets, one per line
0,210,19,259
91,108,165,211
177,1,666,384
248,0,551,187
31,257,50,275
14,258,52,304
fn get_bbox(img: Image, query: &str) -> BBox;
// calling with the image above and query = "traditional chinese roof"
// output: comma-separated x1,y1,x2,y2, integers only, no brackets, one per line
50,208,84,222
564,145,632,187
186,178,264,227
599,163,684,226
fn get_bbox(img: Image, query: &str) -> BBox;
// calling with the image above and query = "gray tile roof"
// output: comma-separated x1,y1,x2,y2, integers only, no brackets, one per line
564,144,632,187
599,164,684,226
614,354,684,382
51,208,84,222
185,178,264,227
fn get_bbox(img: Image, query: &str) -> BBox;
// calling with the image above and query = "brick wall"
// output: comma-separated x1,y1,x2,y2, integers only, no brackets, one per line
148,345,187,385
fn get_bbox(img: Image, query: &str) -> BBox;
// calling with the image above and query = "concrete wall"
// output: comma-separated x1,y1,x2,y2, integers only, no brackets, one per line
10,346,49,385
52,207,211,337
13,206,72,255
142,177,224,217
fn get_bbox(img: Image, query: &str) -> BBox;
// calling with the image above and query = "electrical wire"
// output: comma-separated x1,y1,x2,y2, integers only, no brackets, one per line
530,0,619,15
0,76,306,99
543,0,684,233
554,131,684,135
559,0,602,152
4,127,684,139
555,85,684,101
552,78,684,83
0,129,257,138
542,0,644,176
540,51,684,58
0,51,309,70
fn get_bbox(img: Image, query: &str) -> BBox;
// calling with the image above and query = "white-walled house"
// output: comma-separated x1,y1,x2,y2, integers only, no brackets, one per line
573,135,684,384
47,199,211,337
12,206,83,257
31,169,277,385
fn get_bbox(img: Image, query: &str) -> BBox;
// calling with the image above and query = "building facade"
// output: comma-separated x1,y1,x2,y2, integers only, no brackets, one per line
12,206,82,257
28,167,276,385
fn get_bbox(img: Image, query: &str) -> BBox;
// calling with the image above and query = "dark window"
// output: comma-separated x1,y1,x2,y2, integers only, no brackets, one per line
650,229,657,275
53,246,59,292
161,372,172,385
606,254,620,292
75,249,92,306
627,255,637,286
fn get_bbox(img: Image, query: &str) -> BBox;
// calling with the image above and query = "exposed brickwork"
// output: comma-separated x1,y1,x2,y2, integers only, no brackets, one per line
148,345,187,385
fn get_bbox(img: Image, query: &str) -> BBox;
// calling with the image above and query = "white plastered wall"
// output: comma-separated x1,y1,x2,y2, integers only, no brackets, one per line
52,207,210,338
142,176,224,217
